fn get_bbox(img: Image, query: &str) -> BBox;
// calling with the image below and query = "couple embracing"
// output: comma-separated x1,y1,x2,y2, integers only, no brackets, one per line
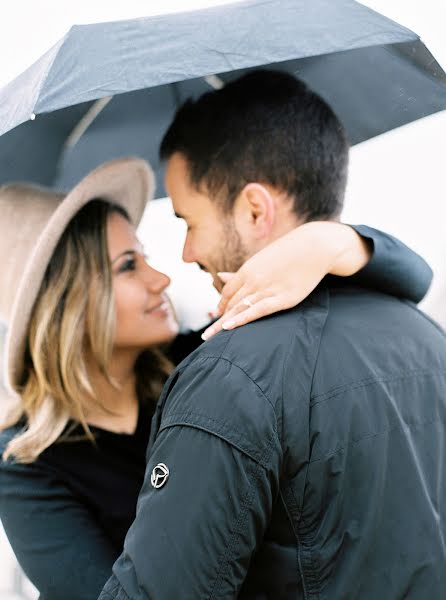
1,70,445,600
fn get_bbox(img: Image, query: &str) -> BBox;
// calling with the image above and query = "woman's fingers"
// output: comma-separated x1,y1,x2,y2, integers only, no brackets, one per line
213,222,370,331
202,293,292,340
217,272,234,284
220,281,256,314
202,293,260,340
221,297,280,330
217,271,243,313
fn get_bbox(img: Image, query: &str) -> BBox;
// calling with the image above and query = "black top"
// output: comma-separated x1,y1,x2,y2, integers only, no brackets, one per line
0,226,434,600
42,402,152,554
0,334,198,600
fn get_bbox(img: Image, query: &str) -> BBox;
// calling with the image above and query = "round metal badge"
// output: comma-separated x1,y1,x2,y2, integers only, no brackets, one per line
151,463,170,489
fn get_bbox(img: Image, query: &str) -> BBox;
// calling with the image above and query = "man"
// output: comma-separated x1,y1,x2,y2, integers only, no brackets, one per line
99,71,446,599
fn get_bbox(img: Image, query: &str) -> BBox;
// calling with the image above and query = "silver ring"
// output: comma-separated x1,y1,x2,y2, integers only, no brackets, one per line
242,297,254,308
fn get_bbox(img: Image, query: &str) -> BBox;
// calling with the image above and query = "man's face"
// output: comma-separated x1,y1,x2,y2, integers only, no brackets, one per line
165,152,248,291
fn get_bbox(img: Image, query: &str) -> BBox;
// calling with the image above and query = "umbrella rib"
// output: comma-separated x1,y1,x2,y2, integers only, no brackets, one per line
64,96,113,149
204,75,225,90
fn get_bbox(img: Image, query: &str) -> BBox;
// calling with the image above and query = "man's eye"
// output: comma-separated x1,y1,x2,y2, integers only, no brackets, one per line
118,258,136,273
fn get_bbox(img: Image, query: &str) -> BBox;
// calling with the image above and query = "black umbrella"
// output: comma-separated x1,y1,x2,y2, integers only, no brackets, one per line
0,0,445,197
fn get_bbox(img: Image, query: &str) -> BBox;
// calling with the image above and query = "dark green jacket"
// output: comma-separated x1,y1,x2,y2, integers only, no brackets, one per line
100,282,446,597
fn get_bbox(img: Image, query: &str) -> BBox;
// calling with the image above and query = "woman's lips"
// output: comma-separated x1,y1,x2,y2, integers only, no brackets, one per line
146,301,170,316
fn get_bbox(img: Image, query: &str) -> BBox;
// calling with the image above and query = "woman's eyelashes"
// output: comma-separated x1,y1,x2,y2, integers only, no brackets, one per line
117,251,149,274
118,256,137,273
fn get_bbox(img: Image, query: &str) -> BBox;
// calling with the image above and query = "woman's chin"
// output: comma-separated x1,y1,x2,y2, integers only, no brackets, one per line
144,320,179,347
115,320,179,351
161,322,180,343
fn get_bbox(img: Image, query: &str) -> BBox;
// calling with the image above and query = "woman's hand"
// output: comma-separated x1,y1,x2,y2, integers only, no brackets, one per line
201,222,371,340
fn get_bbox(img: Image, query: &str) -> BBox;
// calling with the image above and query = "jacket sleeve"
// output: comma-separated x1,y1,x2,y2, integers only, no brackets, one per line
348,225,432,303
0,455,116,600
99,357,282,600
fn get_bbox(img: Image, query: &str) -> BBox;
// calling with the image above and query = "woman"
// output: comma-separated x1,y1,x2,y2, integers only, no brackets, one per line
0,158,431,600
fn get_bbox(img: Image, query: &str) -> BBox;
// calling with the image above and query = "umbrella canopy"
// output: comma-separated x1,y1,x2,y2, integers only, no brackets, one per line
0,0,445,196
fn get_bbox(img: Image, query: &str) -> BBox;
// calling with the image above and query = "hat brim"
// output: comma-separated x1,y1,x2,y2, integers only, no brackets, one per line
5,157,155,392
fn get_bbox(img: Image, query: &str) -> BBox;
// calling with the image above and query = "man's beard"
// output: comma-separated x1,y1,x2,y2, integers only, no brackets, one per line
205,219,248,290
218,219,249,273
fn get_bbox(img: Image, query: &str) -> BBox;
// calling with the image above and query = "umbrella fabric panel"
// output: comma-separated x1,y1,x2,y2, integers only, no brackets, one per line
53,79,212,193
36,0,418,113
0,102,92,186
0,0,444,190
53,40,446,198
0,37,66,137
263,41,446,144
0,0,417,135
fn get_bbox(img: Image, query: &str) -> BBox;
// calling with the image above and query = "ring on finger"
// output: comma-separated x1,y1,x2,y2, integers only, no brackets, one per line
242,297,255,308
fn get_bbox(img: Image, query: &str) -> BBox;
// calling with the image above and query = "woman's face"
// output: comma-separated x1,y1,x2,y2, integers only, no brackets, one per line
107,212,179,350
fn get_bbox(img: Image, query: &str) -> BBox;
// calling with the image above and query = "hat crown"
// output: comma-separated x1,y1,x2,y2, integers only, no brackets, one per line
0,184,64,325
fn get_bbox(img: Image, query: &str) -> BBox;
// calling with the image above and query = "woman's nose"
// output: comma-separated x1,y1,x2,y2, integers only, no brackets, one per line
145,265,171,293
182,234,195,264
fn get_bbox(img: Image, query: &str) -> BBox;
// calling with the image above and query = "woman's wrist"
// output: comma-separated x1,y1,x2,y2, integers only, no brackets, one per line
294,221,372,277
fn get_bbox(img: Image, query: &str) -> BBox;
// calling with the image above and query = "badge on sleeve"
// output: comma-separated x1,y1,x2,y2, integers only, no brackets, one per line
151,463,170,489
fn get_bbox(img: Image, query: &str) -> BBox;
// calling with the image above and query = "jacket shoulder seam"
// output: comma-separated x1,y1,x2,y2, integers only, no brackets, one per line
177,354,276,412
159,414,277,468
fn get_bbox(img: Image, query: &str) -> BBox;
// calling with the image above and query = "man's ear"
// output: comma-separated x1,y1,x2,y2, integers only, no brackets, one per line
237,183,276,239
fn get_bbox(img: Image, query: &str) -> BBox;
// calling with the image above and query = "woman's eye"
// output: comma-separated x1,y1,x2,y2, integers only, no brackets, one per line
118,258,136,273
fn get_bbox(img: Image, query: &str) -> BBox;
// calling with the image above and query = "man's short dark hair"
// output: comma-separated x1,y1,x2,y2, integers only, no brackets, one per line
160,69,349,221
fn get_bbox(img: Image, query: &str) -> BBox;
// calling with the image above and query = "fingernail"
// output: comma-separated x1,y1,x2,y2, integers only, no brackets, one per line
217,272,233,281
201,330,210,341
221,320,235,330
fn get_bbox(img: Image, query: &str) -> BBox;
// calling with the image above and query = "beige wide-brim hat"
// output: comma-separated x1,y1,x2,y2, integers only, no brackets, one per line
0,157,154,395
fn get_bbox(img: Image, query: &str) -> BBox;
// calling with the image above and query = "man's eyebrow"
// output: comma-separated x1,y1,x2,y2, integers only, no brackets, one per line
174,211,185,219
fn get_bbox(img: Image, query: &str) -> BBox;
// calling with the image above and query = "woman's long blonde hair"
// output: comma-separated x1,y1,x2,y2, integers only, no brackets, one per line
2,199,172,463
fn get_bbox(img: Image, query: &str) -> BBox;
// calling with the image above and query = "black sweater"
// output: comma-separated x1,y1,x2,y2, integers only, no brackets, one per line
0,332,201,600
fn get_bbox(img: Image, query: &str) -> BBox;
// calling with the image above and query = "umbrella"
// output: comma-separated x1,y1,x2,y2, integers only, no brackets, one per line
0,0,445,197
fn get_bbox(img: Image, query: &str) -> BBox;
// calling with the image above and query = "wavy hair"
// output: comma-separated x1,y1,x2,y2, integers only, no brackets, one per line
2,199,172,463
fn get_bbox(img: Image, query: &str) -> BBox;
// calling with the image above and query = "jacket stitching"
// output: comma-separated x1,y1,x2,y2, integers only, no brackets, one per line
280,291,329,599
208,437,275,598
114,587,131,600
160,355,280,466
179,354,277,412
159,417,276,468
163,408,277,440
309,414,442,464
280,485,309,600
310,367,446,406
99,579,130,599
